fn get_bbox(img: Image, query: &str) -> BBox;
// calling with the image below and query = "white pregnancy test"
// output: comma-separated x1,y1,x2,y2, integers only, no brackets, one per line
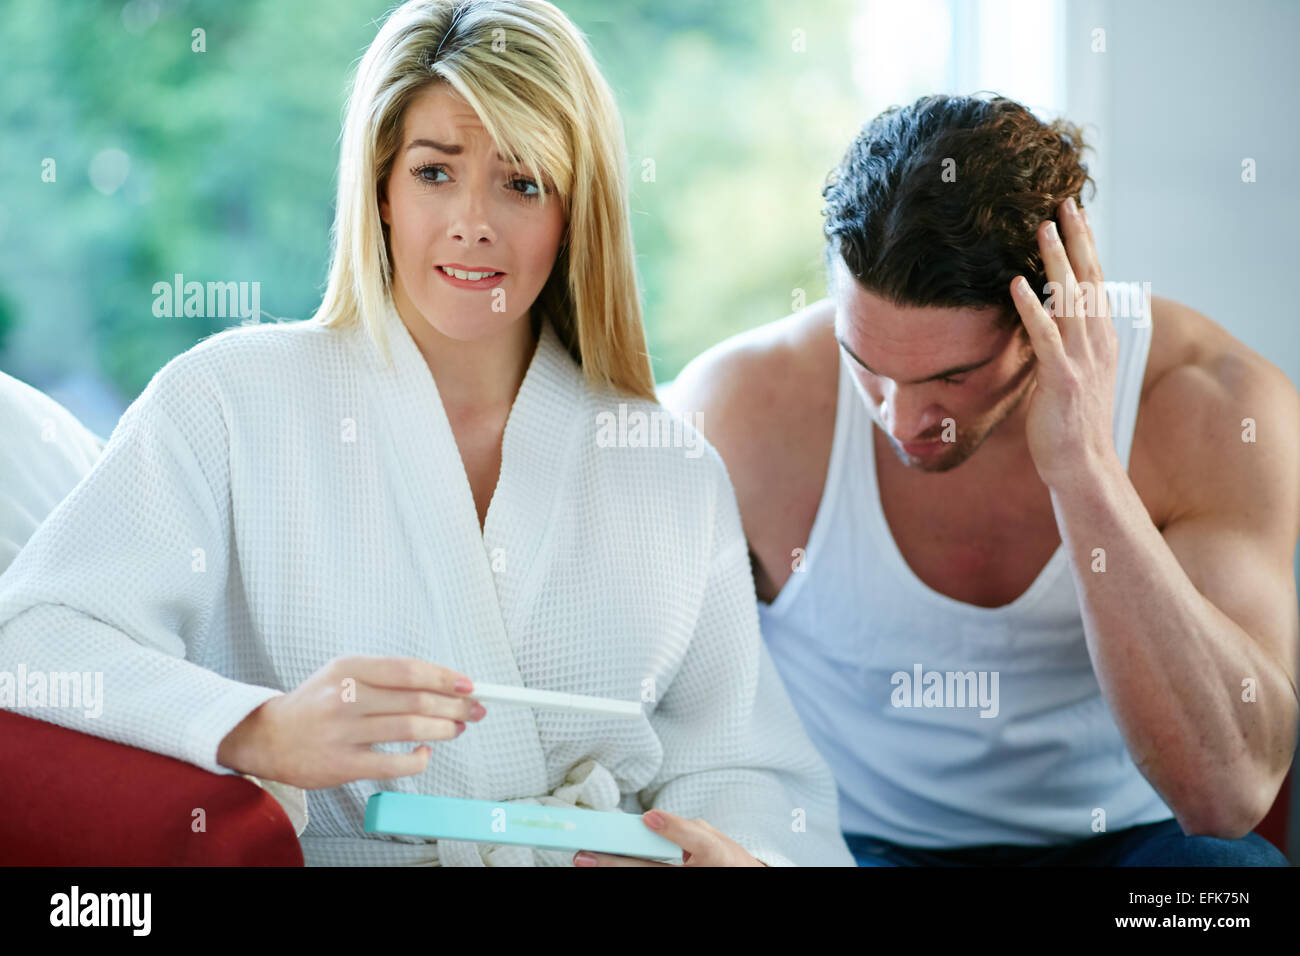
467,681,642,719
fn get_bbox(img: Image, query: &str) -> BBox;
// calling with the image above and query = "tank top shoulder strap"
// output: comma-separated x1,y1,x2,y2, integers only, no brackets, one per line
1108,283,1153,470
761,347,856,618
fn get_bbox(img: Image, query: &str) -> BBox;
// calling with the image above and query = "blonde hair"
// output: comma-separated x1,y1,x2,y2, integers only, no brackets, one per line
312,0,656,401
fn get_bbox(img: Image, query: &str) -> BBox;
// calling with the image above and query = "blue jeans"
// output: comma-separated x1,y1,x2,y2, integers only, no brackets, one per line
844,819,1290,866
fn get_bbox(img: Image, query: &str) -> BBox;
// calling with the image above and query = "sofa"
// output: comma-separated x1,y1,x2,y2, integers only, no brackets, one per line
0,708,303,865
0,706,1290,865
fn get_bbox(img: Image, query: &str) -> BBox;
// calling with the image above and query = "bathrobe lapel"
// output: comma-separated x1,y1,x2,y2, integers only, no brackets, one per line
480,318,585,632
363,303,584,801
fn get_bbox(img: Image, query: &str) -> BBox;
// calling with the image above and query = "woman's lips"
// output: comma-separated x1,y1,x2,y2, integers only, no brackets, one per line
434,265,507,290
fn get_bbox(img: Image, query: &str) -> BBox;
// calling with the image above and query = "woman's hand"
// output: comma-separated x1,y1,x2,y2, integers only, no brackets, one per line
573,810,768,867
217,655,484,789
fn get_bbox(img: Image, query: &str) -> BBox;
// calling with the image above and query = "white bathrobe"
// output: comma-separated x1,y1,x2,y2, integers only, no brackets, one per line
0,302,855,866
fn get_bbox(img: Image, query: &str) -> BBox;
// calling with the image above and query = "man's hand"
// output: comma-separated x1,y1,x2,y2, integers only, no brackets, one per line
572,810,768,866
1011,197,1119,490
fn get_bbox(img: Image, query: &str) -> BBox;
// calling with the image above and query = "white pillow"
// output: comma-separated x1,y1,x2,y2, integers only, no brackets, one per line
0,373,106,575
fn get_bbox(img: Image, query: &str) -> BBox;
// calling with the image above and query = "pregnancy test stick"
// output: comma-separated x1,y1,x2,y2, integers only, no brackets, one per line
467,682,642,718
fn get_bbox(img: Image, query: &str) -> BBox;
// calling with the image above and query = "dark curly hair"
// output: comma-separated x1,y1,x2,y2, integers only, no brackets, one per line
821,93,1094,331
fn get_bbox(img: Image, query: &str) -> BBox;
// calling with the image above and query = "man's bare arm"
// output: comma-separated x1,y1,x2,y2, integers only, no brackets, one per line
1053,345,1300,838
1012,201,1300,839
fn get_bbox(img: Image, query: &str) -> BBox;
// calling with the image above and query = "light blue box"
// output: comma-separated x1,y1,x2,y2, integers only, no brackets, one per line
364,792,684,863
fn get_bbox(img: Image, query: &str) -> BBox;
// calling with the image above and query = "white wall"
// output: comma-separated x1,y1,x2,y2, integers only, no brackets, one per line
1065,0,1300,861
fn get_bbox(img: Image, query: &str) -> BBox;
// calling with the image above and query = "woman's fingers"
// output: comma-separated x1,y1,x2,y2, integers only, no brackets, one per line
574,812,764,866
254,656,482,788
354,685,483,721
355,745,436,781
353,713,466,745
329,655,474,696
574,852,670,867
649,812,726,864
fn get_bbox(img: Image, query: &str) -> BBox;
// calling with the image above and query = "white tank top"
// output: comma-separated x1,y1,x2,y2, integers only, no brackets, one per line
758,294,1174,847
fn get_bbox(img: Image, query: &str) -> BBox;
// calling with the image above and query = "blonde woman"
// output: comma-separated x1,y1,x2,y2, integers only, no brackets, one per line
0,0,853,866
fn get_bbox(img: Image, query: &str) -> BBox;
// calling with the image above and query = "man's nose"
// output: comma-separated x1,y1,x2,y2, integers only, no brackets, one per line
880,383,943,442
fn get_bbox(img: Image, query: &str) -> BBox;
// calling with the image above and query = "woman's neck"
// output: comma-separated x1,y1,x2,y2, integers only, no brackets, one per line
395,293,539,417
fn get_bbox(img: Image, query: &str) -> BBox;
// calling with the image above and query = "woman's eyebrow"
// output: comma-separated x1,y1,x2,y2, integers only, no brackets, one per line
406,138,462,154
404,138,514,163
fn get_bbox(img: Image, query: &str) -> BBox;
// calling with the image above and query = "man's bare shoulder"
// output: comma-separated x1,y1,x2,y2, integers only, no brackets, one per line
1136,296,1300,533
662,300,839,595
661,298,838,461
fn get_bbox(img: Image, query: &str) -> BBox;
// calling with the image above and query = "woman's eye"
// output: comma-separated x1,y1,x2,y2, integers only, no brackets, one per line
408,163,540,196
509,177,540,197
412,164,449,184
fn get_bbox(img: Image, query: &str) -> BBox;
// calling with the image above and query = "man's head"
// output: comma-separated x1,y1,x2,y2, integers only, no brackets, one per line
821,94,1093,472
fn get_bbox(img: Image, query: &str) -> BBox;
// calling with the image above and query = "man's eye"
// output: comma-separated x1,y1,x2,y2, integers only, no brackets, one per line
939,376,966,386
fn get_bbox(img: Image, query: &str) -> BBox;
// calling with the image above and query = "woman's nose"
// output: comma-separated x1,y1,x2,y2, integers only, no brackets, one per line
446,189,496,245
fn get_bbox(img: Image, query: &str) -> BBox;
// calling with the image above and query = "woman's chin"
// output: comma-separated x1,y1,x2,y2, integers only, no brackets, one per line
418,308,527,345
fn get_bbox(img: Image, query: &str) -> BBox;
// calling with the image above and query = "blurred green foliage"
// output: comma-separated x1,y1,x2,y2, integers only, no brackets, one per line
0,0,863,404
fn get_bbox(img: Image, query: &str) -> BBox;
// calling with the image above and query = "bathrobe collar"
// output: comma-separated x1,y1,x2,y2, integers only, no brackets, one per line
362,301,586,800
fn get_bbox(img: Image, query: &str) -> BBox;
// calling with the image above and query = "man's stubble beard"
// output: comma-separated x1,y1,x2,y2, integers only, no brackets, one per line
887,352,1038,474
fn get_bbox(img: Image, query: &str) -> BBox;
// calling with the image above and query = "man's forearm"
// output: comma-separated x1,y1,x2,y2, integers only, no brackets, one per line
1049,452,1296,837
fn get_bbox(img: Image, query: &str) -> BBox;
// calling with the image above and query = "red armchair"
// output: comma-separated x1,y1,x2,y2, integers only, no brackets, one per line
0,707,1290,864
0,709,302,865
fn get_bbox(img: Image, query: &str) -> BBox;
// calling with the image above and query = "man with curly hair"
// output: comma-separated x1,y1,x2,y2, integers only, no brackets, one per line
665,94,1299,866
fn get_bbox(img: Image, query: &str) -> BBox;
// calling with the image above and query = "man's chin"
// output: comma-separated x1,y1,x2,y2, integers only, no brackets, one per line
898,447,966,472
889,435,978,473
